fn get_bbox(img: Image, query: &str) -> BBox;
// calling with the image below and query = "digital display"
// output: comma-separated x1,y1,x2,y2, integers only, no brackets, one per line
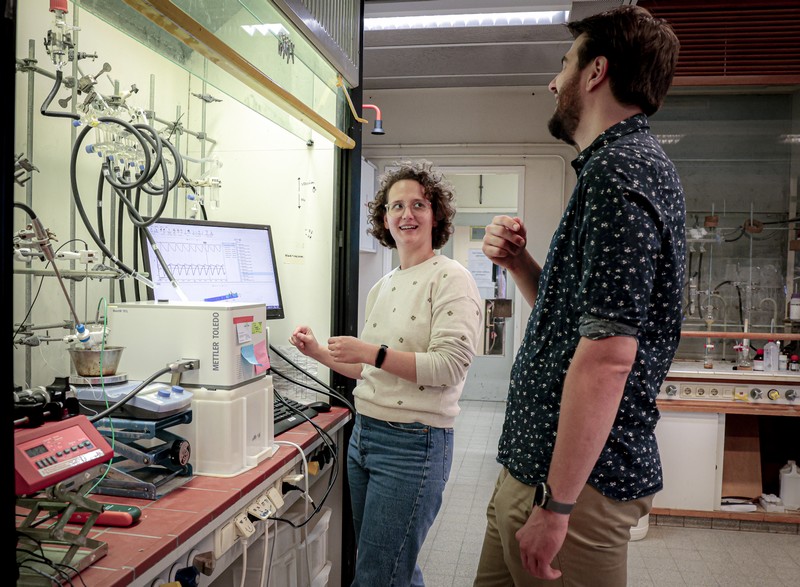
141,218,285,319
25,444,48,458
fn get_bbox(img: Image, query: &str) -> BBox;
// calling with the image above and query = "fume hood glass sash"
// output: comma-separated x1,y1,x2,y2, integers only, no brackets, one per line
79,0,354,148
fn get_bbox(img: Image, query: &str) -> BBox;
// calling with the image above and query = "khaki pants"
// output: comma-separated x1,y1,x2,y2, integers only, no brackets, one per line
474,468,653,587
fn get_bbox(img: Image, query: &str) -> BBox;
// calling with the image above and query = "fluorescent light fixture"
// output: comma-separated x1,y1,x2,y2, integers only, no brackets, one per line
780,134,800,144
364,11,568,31
654,134,684,145
241,23,288,36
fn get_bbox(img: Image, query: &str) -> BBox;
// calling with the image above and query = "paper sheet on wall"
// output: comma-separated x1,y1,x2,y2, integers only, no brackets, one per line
468,249,493,289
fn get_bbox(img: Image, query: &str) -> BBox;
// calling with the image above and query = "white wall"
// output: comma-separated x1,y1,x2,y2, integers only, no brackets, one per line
14,1,336,387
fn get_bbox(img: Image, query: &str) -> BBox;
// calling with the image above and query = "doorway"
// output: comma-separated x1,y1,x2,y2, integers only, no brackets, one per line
441,166,524,402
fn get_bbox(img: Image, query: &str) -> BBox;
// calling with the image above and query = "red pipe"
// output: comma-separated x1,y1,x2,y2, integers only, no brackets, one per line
362,104,382,121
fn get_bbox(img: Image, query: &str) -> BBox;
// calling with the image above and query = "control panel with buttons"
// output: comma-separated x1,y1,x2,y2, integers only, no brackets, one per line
660,382,797,405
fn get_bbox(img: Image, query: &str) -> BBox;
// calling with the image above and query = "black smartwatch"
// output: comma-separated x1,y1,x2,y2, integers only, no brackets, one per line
532,482,575,515
375,344,388,369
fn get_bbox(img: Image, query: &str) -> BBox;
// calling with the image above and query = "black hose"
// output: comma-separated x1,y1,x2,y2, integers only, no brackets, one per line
133,189,142,302
696,252,703,289
108,176,178,288
13,201,36,218
117,189,127,302
98,120,155,191
95,168,106,248
725,227,744,242
141,134,183,195
40,69,80,121
735,285,744,330
69,116,183,292
70,124,141,281
761,216,800,225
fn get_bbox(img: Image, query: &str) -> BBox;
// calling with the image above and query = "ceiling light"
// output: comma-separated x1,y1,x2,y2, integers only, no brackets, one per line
364,11,568,31
780,134,800,144
241,23,288,36
654,134,684,145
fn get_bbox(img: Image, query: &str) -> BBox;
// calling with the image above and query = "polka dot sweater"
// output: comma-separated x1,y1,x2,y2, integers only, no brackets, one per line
355,255,484,428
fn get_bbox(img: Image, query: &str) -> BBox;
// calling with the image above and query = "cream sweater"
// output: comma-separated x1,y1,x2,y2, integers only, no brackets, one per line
354,255,483,428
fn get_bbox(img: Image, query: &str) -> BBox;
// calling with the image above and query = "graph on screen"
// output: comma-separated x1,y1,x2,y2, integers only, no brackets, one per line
141,217,285,319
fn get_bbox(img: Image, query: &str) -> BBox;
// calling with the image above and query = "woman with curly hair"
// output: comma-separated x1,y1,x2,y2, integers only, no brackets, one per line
290,160,483,586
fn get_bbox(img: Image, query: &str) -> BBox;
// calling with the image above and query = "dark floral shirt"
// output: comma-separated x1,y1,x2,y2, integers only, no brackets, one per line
497,114,686,501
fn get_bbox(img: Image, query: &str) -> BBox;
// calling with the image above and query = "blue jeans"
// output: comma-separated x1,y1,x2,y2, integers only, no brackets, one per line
348,414,453,587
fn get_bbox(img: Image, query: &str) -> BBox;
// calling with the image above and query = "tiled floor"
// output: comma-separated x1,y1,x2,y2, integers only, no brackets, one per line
419,400,800,587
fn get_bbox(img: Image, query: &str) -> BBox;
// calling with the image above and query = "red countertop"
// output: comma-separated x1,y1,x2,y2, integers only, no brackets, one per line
17,407,351,586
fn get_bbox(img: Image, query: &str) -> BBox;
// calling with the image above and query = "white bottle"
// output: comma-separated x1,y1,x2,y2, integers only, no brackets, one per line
780,460,800,509
791,292,800,322
763,340,779,372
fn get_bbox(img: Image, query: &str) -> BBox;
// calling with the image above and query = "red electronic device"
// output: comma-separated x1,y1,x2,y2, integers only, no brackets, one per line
14,415,113,496
67,504,141,527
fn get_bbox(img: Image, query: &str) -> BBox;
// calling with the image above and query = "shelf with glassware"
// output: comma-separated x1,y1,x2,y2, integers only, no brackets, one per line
678,200,800,370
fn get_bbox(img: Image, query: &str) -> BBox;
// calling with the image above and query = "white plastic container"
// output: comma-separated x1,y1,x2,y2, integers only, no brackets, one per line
272,549,299,587
779,460,800,509
310,561,333,587
763,340,780,372
629,514,649,541
297,507,332,586
272,508,303,558
172,377,275,477
226,529,298,587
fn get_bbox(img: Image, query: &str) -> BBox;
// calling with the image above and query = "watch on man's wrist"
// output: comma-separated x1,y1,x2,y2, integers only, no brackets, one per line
533,482,575,515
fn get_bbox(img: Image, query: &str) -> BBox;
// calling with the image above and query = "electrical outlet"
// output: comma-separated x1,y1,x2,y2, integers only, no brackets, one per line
234,511,256,538
266,486,284,510
213,520,236,557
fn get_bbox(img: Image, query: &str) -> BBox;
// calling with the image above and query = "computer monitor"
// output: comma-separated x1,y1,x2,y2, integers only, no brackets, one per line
140,217,285,319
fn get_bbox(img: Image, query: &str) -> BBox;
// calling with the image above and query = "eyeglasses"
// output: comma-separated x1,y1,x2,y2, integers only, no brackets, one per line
385,199,432,217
